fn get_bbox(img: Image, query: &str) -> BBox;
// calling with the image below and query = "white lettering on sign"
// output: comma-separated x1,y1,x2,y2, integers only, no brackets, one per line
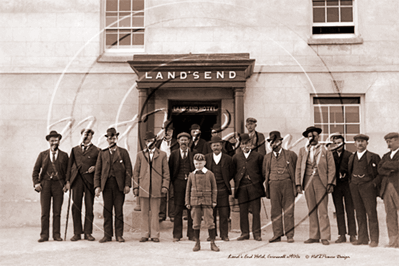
168,72,175,79
145,72,152,79
204,71,212,79
217,71,224,79
229,71,236,79
193,71,200,79
180,72,187,79
143,71,237,80
156,72,163,79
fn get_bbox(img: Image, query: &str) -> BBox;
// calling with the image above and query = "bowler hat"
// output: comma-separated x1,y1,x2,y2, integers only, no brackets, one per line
267,131,283,142
193,153,205,161
246,117,257,124
177,132,191,139
144,131,157,140
353,134,369,141
384,132,399,140
210,136,223,144
190,124,201,131
240,133,251,143
163,120,174,130
81,128,95,135
330,132,345,142
46,130,62,141
105,127,119,138
302,126,322,138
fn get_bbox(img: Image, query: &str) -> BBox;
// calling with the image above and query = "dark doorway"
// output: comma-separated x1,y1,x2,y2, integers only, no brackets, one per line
169,100,220,141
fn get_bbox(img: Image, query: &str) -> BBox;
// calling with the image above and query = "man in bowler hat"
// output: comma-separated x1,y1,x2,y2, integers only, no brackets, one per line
233,133,265,241
94,128,132,243
295,126,335,245
169,132,195,241
133,131,170,242
32,130,69,242
378,132,398,248
65,129,99,241
189,124,209,155
245,117,266,155
205,136,234,241
264,131,297,243
329,133,356,243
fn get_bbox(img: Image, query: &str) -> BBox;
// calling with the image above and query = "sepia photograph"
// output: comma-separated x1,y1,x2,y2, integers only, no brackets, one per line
0,0,398,265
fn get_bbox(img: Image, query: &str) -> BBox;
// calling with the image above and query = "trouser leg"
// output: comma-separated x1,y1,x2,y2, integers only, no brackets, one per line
52,180,64,239
71,177,84,235
40,180,51,239
140,197,150,238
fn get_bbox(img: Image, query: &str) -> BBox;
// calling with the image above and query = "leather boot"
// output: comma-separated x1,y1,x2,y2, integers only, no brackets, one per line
193,230,201,252
209,229,220,252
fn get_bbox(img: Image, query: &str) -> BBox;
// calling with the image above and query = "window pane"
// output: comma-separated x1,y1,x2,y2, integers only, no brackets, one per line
314,97,360,104
119,0,131,11
315,124,329,140
106,0,118,11
345,106,359,123
132,16,144,27
330,106,344,123
314,106,328,123
327,7,339,22
330,125,344,134
327,0,339,6
313,8,325,23
106,30,118,47
341,7,353,22
341,0,352,6
346,124,359,134
119,31,132,46
119,16,131,27
106,15,118,27
133,0,144,10
133,32,144,45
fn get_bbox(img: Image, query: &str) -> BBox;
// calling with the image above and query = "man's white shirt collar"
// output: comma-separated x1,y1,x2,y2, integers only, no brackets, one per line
213,152,222,164
49,149,59,162
357,149,367,160
390,148,399,159
273,148,282,157
244,150,251,159
194,167,208,174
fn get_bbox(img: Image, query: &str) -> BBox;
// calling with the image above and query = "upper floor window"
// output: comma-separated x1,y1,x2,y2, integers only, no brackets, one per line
105,0,144,51
312,0,354,35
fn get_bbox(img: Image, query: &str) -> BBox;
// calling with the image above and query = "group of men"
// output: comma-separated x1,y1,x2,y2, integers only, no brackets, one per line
32,117,399,249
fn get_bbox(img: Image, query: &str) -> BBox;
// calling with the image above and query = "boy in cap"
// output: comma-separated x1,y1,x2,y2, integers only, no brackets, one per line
348,134,381,247
133,131,170,242
377,132,399,248
94,128,132,243
65,129,99,241
186,153,219,251
32,130,69,242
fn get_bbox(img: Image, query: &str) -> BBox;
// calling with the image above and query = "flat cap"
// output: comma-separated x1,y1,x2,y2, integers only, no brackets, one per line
246,117,257,123
190,124,201,130
384,132,399,140
353,134,369,141
177,132,191,139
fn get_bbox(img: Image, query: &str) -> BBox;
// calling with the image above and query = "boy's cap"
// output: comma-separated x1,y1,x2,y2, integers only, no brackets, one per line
193,153,205,161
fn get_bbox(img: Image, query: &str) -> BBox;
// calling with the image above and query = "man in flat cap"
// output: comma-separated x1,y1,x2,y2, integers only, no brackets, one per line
94,128,132,243
156,121,178,222
233,133,265,241
65,129,99,241
329,133,356,244
169,132,195,241
377,132,399,248
205,136,234,241
348,134,381,247
295,126,335,245
189,124,209,155
133,131,170,242
245,117,266,155
264,131,297,243
32,130,69,242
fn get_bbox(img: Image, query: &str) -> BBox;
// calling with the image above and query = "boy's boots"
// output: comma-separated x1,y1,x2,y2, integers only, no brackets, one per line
193,230,201,252
209,229,220,252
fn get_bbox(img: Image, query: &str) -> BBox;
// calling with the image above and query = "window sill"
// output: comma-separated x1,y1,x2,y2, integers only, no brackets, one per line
97,50,145,63
307,36,363,45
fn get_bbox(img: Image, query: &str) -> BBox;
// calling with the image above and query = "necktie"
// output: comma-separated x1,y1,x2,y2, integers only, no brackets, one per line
52,152,56,163
195,170,203,174
82,145,88,152
275,152,279,159
183,150,187,159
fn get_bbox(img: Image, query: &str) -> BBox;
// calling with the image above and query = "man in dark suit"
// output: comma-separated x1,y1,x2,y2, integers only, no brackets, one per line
245,117,266,155
264,131,297,243
377,132,399,248
233,133,265,241
94,128,132,243
32,130,69,242
169,132,195,242
156,121,178,222
65,129,99,241
329,133,356,243
205,136,234,241
189,124,209,155
348,134,381,247
210,126,234,156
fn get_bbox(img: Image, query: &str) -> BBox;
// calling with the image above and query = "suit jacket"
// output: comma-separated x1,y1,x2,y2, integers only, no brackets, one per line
185,170,217,207
32,149,69,186
94,146,133,192
133,148,170,198
377,151,398,197
189,138,209,155
332,149,352,184
348,150,381,190
251,131,266,155
169,149,195,183
232,150,265,199
264,149,298,199
205,153,234,195
295,144,336,190
66,144,100,185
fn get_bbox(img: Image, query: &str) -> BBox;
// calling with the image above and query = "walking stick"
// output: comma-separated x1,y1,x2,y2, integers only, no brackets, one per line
64,189,71,241
165,189,170,221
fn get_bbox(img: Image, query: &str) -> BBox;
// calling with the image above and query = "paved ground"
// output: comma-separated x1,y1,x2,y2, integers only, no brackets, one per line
0,196,398,266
